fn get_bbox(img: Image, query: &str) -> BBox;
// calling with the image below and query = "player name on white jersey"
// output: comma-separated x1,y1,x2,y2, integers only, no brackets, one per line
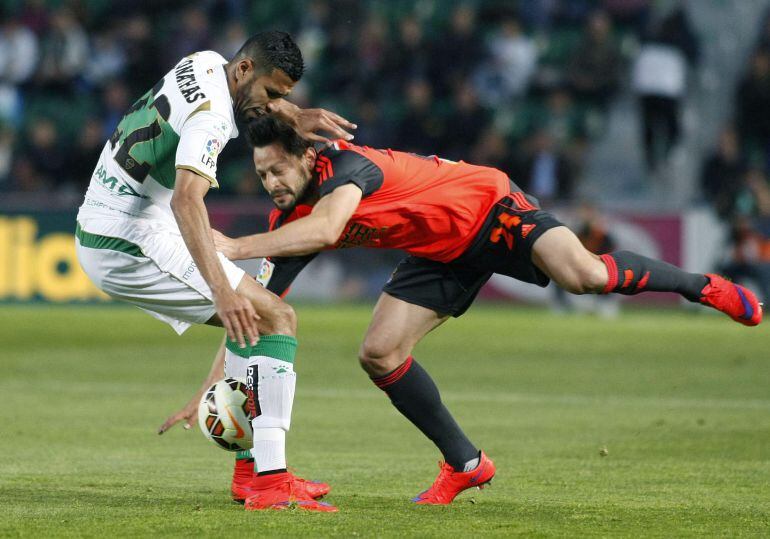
77,51,238,230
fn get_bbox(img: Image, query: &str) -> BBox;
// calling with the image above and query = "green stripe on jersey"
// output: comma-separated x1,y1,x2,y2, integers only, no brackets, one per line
75,223,145,257
225,335,297,364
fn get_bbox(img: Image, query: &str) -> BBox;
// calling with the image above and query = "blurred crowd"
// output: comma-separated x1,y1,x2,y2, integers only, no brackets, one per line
0,0,661,203
700,9,770,300
2,0,769,300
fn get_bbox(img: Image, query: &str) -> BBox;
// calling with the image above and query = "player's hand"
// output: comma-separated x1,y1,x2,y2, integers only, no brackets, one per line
158,394,201,434
214,288,259,349
295,108,357,145
212,229,241,260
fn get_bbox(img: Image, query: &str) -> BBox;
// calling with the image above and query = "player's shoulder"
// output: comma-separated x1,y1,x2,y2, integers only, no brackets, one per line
320,140,382,159
191,51,233,118
317,140,387,175
315,141,386,196
172,52,229,100
192,50,228,66
166,51,235,134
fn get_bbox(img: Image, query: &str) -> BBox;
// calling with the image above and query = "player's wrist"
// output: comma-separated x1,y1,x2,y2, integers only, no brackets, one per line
233,238,249,260
210,281,234,298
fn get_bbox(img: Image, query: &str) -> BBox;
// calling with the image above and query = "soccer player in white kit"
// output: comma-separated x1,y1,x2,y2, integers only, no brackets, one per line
75,31,352,512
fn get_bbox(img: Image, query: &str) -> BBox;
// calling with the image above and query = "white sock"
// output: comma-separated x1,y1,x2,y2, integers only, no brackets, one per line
224,348,247,379
227,335,298,476
251,427,286,472
249,354,294,473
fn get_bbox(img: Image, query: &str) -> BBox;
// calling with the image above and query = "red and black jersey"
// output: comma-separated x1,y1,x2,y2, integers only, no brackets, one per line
264,140,514,296
315,140,511,262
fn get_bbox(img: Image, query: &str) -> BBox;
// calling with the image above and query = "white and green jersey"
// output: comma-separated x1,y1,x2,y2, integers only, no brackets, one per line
77,51,237,229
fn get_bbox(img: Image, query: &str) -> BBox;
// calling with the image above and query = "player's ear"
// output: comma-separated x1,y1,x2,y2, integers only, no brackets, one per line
303,146,317,171
236,59,253,82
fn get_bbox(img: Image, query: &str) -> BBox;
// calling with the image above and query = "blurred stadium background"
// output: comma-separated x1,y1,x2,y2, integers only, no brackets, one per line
1,0,770,308
2,2,770,535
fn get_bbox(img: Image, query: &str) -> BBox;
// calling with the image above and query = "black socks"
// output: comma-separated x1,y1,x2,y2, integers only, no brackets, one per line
372,356,478,470
600,251,708,301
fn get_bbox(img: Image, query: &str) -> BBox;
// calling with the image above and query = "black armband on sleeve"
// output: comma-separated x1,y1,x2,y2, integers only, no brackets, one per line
316,148,384,198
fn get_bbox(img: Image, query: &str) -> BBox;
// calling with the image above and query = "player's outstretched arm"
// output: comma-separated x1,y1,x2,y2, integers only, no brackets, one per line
214,184,362,259
268,98,356,144
158,334,227,434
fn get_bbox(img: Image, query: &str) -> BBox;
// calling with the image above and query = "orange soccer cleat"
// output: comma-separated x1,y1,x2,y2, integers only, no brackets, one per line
231,460,331,503
243,472,338,512
700,274,763,326
412,451,496,505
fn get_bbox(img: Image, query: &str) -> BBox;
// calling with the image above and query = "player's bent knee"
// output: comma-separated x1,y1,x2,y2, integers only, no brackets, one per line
236,275,297,336
272,301,297,336
358,339,406,376
558,255,607,295
580,262,610,294
564,257,609,295
559,278,588,295
257,299,297,336
561,270,605,295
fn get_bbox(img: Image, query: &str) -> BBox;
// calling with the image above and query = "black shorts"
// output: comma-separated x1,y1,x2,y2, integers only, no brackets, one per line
382,183,564,317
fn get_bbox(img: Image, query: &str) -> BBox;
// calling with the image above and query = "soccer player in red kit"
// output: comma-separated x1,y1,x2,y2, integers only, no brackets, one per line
207,116,762,508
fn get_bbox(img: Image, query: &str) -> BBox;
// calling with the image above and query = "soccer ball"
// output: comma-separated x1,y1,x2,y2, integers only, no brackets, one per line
198,377,253,451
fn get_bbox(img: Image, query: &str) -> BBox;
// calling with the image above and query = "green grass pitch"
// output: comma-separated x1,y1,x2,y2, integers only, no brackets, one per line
1,303,768,537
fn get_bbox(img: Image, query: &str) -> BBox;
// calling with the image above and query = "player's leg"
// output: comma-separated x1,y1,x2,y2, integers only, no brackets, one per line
217,334,254,498
360,293,494,504
218,333,328,503
209,276,295,477
530,226,762,325
361,294,468,461
361,258,496,504
359,292,449,375
210,275,334,511
75,226,331,509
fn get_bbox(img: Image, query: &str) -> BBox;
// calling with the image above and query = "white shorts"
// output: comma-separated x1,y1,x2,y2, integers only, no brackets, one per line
75,218,245,335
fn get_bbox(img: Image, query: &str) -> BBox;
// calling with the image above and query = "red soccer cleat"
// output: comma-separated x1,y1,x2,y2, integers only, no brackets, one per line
232,460,331,503
412,451,496,505
243,473,338,512
231,458,256,502
700,274,763,326
285,472,331,500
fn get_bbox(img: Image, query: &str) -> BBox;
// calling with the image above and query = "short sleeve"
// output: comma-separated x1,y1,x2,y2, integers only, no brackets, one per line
175,110,233,187
317,148,384,198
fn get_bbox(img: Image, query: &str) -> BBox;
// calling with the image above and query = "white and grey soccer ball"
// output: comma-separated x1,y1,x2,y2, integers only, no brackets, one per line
198,377,253,451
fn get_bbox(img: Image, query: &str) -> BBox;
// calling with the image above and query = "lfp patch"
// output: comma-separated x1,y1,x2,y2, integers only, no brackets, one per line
206,138,222,158
255,258,275,287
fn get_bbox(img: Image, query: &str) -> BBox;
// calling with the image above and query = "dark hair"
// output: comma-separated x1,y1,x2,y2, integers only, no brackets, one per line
246,115,311,157
234,31,304,82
